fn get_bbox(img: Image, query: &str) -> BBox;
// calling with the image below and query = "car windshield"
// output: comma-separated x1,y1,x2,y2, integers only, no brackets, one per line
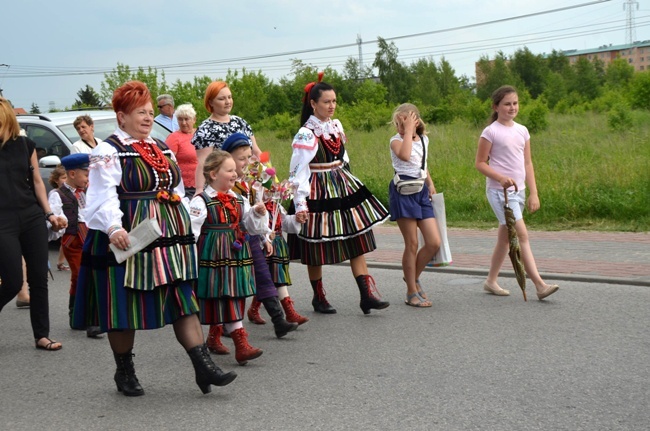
58,119,171,143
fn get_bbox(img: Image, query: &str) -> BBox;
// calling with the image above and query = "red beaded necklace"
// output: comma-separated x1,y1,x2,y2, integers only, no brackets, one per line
321,134,342,155
131,140,170,173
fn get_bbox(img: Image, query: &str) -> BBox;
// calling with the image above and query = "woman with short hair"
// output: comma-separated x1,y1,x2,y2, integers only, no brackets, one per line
165,103,198,197
72,81,236,396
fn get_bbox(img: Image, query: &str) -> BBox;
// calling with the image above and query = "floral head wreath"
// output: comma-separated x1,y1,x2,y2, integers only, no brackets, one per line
302,71,324,102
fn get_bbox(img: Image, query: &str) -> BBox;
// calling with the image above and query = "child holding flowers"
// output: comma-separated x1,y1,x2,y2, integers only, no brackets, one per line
189,149,269,366
220,133,300,339
264,181,310,325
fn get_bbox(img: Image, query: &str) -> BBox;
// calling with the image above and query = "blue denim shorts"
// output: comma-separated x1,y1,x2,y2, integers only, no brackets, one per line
389,177,434,221
486,188,525,225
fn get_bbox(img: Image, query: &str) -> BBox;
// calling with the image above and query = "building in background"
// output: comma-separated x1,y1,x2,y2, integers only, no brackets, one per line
563,40,650,71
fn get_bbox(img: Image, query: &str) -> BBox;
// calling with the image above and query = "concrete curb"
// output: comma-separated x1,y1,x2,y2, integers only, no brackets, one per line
339,261,650,287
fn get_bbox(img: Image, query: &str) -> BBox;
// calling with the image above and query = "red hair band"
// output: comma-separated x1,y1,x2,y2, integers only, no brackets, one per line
302,71,324,102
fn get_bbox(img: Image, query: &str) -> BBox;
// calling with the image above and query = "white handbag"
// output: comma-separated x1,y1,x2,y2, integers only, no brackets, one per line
394,134,426,195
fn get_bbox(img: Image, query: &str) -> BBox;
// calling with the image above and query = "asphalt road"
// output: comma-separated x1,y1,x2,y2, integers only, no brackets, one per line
1,249,649,431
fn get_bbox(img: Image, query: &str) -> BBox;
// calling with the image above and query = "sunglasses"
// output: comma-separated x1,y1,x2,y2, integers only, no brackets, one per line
157,104,169,109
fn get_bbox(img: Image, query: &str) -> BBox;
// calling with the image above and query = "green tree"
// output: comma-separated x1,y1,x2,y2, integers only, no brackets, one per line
569,57,602,101
546,50,570,74
436,57,461,99
169,75,213,121
629,70,650,110
475,52,517,100
262,84,292,118
542,71,568,110
227,68,271,124
100,63,167,103
509,47,549,98
354,79,388,104
73,85,102,109
277,60,342,118
278,60,322,117
605,58,635,89
408,58,441,106
373,37,412,103
30,102,40,114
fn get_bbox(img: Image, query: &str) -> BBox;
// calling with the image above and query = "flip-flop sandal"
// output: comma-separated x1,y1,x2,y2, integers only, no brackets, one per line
35,337,62,351
404,292,432,308
403,277,428,300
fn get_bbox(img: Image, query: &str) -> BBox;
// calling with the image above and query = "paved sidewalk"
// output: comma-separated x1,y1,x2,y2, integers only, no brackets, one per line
365,226,650,286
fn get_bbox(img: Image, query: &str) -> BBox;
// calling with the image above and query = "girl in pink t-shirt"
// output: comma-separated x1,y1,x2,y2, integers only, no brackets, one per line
475,85,559,301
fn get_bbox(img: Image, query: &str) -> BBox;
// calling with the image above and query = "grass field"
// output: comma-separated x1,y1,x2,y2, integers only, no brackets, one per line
255,112,650,232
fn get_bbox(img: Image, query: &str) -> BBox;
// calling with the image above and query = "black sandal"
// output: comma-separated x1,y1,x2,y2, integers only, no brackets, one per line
35,337,62,351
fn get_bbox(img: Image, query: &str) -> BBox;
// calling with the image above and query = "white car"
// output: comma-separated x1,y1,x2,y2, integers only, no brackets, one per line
17,110,171,192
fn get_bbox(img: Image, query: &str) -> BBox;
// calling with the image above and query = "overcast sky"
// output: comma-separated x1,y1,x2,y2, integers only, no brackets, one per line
2,0,648,111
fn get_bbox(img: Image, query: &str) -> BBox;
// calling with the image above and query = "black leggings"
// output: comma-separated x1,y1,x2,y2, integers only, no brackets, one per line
0,205,51,340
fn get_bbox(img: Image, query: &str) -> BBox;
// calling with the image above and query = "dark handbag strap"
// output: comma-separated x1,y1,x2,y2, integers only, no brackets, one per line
419,134,426,171
394,134,426,178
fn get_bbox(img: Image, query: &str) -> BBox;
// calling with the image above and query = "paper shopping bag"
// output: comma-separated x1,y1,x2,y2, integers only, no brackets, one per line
428,193,452,267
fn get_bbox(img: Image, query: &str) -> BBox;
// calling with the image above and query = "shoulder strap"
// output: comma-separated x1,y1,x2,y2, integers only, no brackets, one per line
419,134,426,171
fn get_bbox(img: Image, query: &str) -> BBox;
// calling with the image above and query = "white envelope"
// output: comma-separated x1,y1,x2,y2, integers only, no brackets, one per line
109,218,162,264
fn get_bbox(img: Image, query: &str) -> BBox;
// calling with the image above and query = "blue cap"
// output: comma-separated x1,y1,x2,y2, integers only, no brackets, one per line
61,153,90,171
221,133,252,153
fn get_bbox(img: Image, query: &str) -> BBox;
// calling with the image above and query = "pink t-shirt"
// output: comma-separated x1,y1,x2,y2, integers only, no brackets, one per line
166,131,198,188
480,121,529,190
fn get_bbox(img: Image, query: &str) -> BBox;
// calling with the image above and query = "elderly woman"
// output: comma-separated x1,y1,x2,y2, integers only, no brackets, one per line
71,115,102,154
165,103,198,197
72,81,236,396
0,97,66,351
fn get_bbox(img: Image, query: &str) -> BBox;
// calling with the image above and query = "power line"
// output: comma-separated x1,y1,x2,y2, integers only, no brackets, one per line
2,0,615,80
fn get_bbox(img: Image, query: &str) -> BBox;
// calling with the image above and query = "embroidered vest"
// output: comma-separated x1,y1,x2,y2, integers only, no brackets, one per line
56,187,79,236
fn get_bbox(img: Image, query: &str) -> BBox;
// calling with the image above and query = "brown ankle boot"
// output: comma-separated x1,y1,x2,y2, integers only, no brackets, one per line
281,296,309,325
230,327,263,366
247,298,266,325
206,325,230,355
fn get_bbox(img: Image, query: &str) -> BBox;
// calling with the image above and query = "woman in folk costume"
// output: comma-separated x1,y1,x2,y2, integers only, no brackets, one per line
72,81,236,396
189,149,269,366
288,73,390,315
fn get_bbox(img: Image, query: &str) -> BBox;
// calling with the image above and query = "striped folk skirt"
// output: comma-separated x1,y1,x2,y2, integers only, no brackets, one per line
196,225,256,324
290,162,388,266
72,229,199,332
267,232,292,286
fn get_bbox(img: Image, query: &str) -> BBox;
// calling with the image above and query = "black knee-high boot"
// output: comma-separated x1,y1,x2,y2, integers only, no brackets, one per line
68,295,75,329
261,297,298,338
113,350,144,396
187,344,237,394
310,278,336,314
356,275,390,315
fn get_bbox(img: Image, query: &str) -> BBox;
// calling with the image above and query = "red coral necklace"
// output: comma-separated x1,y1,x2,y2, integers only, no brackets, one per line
321,134,342,155
131,140,170,172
